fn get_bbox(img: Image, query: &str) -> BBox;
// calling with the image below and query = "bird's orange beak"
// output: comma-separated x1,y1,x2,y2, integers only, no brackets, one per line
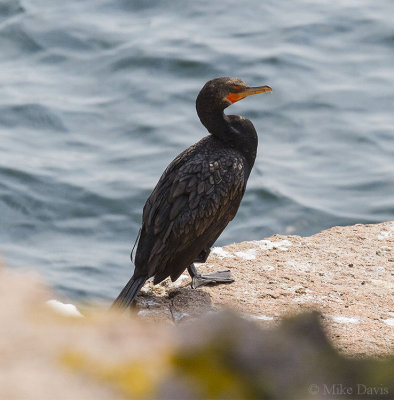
226,85,272,104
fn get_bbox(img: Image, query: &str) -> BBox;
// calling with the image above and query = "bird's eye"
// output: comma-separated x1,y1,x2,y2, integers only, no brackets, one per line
229,85,243,93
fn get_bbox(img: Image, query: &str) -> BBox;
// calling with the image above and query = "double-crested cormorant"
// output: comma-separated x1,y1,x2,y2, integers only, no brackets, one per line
112,77,272,309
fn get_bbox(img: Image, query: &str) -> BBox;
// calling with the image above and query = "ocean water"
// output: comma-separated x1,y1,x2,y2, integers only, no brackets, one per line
0,0,393,302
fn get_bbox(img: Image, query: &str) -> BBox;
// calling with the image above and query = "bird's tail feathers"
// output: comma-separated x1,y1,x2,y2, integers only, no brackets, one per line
111,275,148,310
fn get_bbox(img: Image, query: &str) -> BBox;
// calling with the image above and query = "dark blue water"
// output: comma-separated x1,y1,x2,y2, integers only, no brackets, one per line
1,0,393,302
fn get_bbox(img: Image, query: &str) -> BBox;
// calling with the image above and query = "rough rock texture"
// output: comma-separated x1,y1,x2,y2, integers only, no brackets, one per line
0,222,393,399
0,267,393,400
136,222,394,356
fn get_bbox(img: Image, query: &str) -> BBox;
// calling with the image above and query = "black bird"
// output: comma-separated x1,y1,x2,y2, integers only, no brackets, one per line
112,77,272,309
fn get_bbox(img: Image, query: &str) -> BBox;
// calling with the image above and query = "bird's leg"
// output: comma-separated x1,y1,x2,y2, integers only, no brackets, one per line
187,263,234,289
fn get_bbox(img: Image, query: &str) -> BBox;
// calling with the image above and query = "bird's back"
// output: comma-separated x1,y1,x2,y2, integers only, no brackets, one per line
133,135,251,283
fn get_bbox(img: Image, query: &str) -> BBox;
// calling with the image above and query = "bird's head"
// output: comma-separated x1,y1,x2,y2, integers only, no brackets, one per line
196,77,272,113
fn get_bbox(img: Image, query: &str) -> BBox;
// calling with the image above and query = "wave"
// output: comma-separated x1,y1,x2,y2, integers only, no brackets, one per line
0,103,67,131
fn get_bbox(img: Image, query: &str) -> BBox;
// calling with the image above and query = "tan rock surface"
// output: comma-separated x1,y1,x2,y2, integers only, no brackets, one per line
136,222,394,356
0,268,175,400
0,222,393,399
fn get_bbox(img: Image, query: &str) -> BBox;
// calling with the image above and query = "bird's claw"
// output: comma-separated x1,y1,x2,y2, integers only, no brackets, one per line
191,269,234,289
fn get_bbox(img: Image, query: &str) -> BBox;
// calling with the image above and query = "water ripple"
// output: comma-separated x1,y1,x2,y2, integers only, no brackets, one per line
0,0,393,302
0,103,67,131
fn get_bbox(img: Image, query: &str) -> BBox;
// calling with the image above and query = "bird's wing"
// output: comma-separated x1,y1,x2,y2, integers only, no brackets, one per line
140,149,246,274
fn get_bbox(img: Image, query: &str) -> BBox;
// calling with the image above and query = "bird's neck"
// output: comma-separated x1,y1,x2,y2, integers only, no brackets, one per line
197,108,228,138
198,109,258,169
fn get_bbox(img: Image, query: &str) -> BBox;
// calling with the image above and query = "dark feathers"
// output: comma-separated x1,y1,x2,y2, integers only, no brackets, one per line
112,77,263,309
132,135,247,285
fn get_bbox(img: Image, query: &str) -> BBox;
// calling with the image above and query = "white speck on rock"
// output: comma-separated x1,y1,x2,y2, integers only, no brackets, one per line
247,314,274,321
137,309,156,317
169,274,190,288
261,265,275,271
382,318,394,327
252,239,292,251
211,247,234,259
374,266,386,275
285,260,313,272
140,283,167,296
293,295,314,304
172,311,190,322
378,231,391,240
235,248,257,260
139,299,161,307
46,300,84,318
330,315,359,324
290,284,305,292
327,293,344,303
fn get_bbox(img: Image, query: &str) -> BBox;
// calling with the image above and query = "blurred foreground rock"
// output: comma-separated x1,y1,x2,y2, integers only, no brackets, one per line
0,267,393,400
0,222,393,399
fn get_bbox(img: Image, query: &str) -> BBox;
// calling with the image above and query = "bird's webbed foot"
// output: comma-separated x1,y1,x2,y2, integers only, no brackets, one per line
187,264,234,289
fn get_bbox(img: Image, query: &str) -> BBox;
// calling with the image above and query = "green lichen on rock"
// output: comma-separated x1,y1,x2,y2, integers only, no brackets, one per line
61,350,158,398
59,311,393,399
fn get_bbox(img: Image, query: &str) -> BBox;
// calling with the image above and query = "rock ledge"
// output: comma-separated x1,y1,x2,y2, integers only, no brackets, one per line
136,221,394,356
